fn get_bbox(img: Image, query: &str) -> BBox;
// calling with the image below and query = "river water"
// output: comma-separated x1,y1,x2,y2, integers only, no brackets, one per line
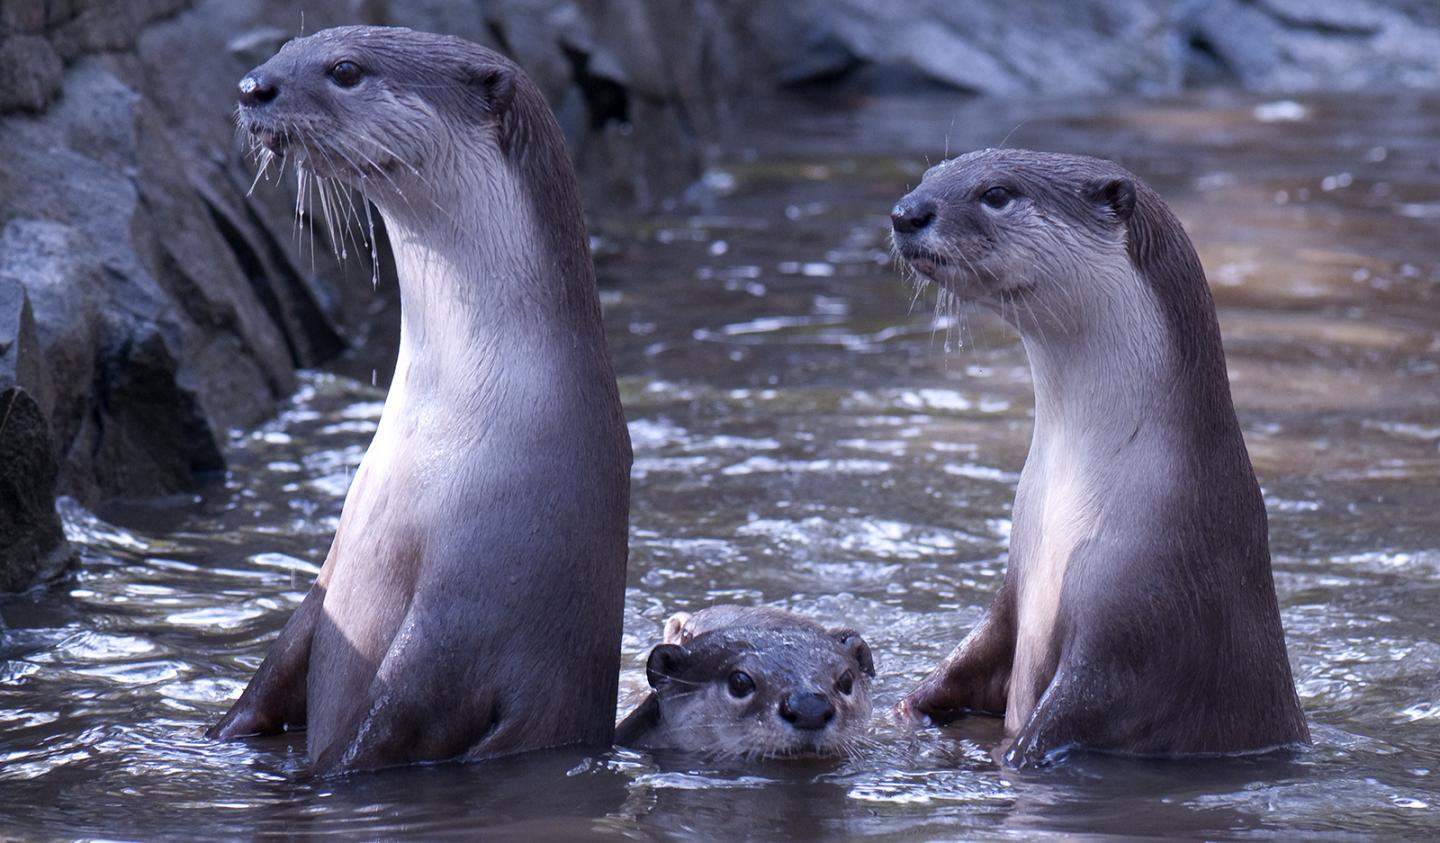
3,89,1438,840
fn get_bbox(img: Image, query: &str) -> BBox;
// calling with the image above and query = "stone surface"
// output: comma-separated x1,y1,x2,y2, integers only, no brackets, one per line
0,280,72,591
0,35,64,112
0,59,299,504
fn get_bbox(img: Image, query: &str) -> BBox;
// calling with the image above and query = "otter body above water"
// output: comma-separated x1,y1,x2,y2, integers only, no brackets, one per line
208,27,631,775
890,148,1309,766
617,606,876,758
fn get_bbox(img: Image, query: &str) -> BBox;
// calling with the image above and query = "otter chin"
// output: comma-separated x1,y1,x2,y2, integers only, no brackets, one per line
616,606,876,760
890,148,1309,767
208,27,632,777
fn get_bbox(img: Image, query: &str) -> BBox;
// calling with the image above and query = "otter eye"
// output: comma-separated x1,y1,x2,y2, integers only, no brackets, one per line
329,61,363,88
980,186,1014,209
727,671,755,699
836,670,855,696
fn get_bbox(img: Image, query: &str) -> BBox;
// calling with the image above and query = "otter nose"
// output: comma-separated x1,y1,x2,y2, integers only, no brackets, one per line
238,73,279,107
779,692,835,731
891,200,936,234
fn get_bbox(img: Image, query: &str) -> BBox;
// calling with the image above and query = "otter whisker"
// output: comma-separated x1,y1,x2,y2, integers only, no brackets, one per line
362,195,381,289
312,141,381,272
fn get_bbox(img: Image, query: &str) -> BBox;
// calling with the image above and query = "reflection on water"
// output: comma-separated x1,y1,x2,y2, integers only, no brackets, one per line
2,89,1438,839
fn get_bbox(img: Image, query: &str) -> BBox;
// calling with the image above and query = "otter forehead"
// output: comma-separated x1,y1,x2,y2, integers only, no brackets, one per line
918,148,1135,208
256,25,511,102
677,629,858,680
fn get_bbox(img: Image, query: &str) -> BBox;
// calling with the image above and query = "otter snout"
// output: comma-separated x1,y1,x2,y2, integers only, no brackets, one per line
779,691,836,730
890,197,937,234
238,73,280,107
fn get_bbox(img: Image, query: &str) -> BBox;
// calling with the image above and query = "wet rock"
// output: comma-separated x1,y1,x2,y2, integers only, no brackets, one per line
0,280,71,593
0,58,299,502
45,0,192,60
0,0,49,34
1183,0,1440,89
0,35,64,112
722,0,1440,96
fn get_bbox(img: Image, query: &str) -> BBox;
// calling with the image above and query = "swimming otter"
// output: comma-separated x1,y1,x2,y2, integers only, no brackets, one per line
207,27,632,776
889,148,1309,766
616,606,876,759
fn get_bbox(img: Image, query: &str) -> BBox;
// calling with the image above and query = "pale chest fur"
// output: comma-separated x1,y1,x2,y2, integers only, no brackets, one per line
1005,438,1101,733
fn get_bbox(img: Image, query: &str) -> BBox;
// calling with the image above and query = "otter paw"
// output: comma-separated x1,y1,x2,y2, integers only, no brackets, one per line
890,697,934,728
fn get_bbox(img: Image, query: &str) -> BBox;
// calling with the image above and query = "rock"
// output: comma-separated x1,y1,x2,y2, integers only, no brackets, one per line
0,58,301,502
0,35,64,112
0,280,71,593
1183,0,1440,90
0,278,52,416
46,0,191,60
0,0,49,34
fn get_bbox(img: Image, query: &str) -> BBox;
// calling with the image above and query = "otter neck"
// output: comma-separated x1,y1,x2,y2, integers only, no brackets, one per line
1009,267,1178,466
367,151,604,400
1002,265,1182,731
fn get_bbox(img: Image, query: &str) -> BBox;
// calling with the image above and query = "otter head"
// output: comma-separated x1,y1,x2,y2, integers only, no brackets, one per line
890,148,1146,332
235,26,518,193
643,619,876,759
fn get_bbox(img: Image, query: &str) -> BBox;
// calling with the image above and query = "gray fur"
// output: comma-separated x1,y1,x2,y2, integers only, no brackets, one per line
617,606,875,759
208,27,631,776
891,148,1309,766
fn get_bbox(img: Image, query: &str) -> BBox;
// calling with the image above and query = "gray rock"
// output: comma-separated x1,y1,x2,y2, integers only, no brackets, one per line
0,35,64,113
0,0,49,34
46,0,191,60
0,280,71,593
1186,0,1440,90
0,59,299,502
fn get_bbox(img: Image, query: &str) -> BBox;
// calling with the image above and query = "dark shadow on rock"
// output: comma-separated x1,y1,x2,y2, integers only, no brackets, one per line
0,386,74,592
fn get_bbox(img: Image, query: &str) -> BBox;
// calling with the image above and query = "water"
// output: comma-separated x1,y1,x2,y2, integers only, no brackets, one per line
3,89,1439,839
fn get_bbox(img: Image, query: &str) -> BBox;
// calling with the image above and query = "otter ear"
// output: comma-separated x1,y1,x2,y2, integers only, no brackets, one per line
830,628,876,677
662,612,694,645
1084,176,1136,224
465,62,515,116
646,643,689,689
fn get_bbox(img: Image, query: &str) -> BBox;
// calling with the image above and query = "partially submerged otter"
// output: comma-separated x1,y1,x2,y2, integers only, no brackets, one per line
617,606,876,758
208,27,631,775
890,149,1309,766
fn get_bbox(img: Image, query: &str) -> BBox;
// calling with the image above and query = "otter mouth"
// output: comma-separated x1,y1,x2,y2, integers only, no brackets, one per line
238,109,292,157
898,246,951,278
766,732,851,760
240,115,394,182
250,124,291,155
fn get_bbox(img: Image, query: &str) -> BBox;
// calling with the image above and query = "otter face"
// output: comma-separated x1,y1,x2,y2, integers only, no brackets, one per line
644,625,875,759
890,148,1138,309
235,26,515,186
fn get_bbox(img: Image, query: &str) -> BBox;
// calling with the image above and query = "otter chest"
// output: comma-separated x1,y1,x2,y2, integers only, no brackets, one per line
1007,444,1099,732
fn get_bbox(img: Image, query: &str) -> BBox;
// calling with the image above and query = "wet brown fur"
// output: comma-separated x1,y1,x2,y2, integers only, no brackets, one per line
891,148,1309,767
616,606,876,759
208,27,631,776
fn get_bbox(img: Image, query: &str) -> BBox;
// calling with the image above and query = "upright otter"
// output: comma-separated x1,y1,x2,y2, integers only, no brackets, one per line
207,27,632,775
889,149,1309,767
617,606,876,758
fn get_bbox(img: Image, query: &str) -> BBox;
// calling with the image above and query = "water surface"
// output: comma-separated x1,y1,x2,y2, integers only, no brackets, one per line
3,89,1439,839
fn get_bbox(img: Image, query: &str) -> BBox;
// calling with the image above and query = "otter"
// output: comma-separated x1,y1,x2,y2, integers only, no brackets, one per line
888,148,1309,767
207,27,632,776
616,606,876,758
